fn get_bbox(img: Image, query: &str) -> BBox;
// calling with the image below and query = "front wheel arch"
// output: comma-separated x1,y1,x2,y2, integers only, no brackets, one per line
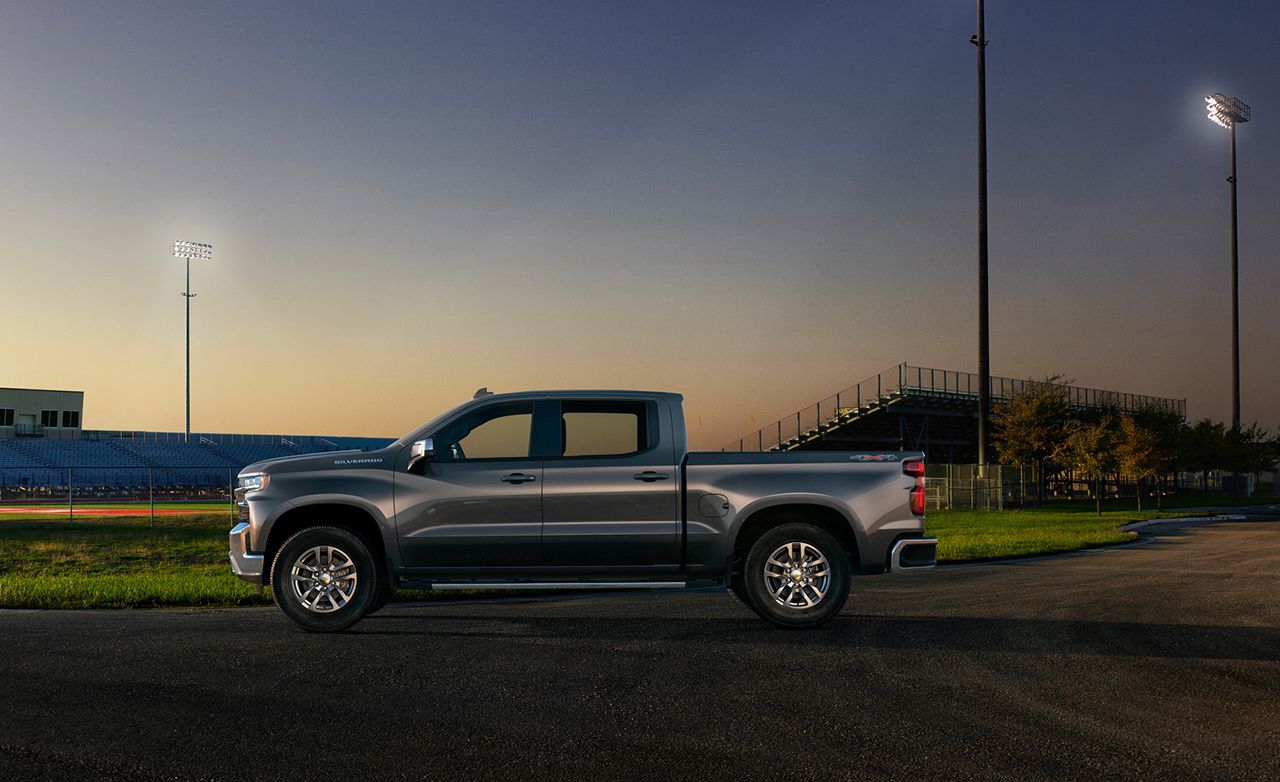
263,503,390,589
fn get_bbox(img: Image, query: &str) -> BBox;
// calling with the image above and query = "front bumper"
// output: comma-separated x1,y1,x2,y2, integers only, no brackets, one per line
229,522,265,584
889,536,938,573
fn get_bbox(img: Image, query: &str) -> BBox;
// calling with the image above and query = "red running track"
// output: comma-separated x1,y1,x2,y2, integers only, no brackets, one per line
0,507,211,516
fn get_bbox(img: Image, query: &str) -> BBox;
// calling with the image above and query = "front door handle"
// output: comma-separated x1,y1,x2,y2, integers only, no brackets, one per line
633,471,670,482
500,473,537,484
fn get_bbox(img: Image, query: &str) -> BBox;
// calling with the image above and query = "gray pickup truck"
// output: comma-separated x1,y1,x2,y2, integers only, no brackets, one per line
230,390,935,631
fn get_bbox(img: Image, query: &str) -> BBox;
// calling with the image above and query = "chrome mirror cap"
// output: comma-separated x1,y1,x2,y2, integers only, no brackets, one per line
408,438,435,471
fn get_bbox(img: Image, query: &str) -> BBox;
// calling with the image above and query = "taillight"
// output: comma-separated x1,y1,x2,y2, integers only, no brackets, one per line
904,460,925,516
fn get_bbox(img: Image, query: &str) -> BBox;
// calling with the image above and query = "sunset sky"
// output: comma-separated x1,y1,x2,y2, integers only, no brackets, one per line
3,1,1277,450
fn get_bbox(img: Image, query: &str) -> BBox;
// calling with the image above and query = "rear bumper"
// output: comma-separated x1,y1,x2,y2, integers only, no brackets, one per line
889,536,937,573
229,522,265,584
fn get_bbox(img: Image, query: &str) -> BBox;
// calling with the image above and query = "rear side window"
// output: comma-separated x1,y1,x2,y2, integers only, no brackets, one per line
560,401,652,458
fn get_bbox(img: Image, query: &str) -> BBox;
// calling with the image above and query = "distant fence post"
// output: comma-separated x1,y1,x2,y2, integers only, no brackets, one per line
67,467,73,528
149,467,155,527
228,468,235,523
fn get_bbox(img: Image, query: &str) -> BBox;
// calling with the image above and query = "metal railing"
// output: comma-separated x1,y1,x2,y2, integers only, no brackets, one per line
899,365,1186,416
725,363,1187,452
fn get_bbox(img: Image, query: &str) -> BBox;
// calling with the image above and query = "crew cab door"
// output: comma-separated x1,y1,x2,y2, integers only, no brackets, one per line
394,401,542,568
539,399,680,571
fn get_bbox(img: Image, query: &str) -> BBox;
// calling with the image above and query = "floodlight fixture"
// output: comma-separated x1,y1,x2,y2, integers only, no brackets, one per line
172,241,212,441
171,240,213,261
1205,93,1250,129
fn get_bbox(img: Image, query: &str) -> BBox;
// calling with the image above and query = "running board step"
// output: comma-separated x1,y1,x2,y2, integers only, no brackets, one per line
398,580,688,591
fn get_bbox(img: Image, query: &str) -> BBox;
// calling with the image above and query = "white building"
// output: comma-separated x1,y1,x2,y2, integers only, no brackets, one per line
0,387,84,436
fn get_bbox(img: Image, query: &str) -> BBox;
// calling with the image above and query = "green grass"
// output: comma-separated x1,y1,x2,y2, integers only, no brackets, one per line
925,494,1275,563
0,569,271,609
928,508,1153,563
0,514,273,608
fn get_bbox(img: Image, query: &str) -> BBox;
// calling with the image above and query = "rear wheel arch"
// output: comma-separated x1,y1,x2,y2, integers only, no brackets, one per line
729,503,861,577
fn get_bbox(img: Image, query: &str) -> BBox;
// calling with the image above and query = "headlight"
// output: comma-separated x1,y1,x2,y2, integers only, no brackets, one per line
238,473,269,492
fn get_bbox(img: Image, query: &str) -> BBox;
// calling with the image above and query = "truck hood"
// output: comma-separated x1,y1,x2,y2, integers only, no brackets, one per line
240,448,395,477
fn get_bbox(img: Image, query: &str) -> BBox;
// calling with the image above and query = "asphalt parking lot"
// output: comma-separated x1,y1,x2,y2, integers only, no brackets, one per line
2,516,1277,781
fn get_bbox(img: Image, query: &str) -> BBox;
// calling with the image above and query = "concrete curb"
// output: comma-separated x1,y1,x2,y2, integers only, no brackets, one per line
1121,514,1247,531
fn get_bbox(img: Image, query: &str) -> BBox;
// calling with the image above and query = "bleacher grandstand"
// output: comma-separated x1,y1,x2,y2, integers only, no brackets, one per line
725,363,1187,463
0,429,395,498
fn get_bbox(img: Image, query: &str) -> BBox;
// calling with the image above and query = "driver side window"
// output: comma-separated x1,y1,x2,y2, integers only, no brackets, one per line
434,403,534,461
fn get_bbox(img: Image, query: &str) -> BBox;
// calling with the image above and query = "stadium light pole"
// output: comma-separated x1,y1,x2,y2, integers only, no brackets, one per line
1204,93,1250,431
971,0,991,470
171,241,212,442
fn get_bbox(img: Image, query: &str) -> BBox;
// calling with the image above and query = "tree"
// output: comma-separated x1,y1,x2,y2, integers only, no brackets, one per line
1117,416,1162,511
992,375,1072,505
1179,419,1226,496
1132,407,1183,508
1060,414,1122,515
1225,423,1277,495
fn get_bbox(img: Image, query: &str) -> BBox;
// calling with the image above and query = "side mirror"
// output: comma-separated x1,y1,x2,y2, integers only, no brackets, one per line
408,438,435,473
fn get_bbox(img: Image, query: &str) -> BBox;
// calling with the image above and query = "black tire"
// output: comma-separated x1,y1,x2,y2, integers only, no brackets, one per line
742,523,851,629
366,581,395,616
726,568,750,609
270,526,380,632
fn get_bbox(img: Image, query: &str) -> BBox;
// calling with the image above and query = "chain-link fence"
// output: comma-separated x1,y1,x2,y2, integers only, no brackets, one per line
924,464,1039,511
926,464,1277,510
0,466,238,525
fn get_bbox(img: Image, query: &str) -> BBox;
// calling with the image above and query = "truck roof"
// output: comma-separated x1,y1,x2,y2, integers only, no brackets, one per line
469,389,685,404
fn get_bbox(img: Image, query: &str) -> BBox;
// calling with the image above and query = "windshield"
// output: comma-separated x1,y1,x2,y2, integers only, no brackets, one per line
393,398,481,449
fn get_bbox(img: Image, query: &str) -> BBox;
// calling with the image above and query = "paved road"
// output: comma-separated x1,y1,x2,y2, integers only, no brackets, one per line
2,517,1278,781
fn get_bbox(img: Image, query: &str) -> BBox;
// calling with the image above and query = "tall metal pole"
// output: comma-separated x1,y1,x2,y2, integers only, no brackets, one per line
973,0,991,469
184,256,193,442
1203,95,1247,431
1229,122,1240,431
172,241,210,443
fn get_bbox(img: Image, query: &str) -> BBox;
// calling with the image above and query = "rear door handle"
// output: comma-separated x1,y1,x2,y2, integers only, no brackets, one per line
633,471,670,482
499,473,537,484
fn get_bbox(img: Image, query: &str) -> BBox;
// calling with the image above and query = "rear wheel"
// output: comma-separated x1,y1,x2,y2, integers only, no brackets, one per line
270,526,379,632
726,568,749,608
742,523,850,628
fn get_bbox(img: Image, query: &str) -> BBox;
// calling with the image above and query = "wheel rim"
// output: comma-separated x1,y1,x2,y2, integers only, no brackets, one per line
290,545,359,613
763,541,831,610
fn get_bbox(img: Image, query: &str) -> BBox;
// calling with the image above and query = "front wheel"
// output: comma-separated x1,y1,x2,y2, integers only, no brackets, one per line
270,526,379,632
742,523,851,628
367,581,396,616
